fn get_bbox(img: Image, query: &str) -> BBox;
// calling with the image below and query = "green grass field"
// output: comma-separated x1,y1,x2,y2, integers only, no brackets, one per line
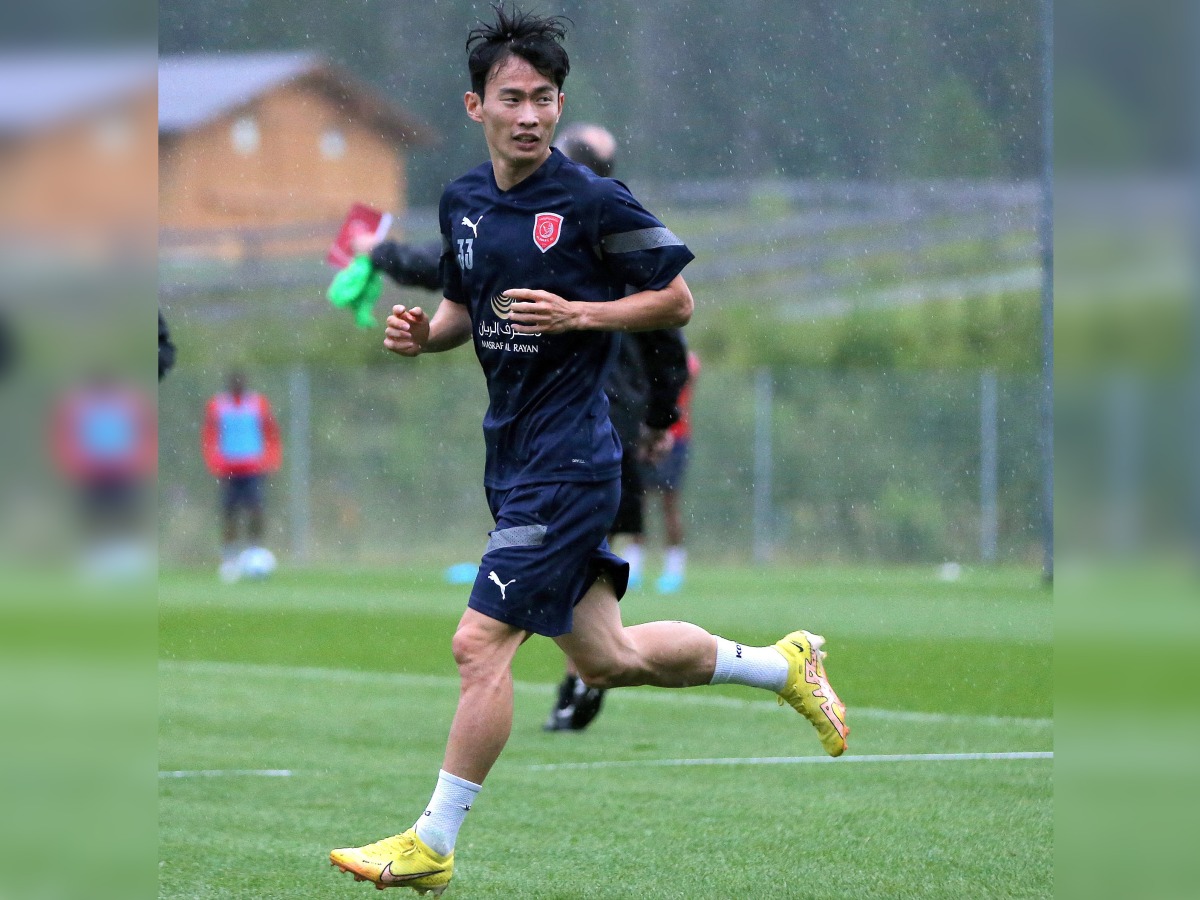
159,564,1052,899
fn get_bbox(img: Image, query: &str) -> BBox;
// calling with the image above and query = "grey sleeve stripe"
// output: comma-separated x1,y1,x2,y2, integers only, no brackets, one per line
486,524,548,552
601,227,684,255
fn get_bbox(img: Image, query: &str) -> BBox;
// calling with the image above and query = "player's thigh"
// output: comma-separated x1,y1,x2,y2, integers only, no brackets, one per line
221,474,261,512
552,574,634,674
241,474,266,511
472,480,622,637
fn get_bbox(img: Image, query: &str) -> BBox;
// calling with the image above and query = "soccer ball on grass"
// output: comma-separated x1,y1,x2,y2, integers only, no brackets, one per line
238,546,278,580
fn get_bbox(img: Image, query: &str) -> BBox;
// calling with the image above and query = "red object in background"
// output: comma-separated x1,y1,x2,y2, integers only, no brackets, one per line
326,203,393,268
669,352,701,442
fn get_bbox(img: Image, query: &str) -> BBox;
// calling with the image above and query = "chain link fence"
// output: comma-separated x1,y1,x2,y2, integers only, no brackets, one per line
158,361,1044,569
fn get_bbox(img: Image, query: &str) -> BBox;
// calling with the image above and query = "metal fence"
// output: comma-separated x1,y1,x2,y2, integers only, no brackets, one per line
159,179,1041,317
157,363,1045,569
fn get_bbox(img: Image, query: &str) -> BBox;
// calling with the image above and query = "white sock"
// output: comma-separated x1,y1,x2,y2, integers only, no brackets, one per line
623,543,644,581
413,769,481,857
709,637,788,692
664,546,687,577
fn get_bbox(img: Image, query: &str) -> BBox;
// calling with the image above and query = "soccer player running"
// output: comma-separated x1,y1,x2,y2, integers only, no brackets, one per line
351,119,688,735
329,5,848,894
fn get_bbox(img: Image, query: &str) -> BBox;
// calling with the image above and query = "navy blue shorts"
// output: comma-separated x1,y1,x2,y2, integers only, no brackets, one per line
80,476,144,526
642,439,690,492
220,474,265,515
468,479,629,637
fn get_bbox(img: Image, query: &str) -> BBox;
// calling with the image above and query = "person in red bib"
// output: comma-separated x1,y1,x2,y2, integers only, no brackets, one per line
202,370,281,581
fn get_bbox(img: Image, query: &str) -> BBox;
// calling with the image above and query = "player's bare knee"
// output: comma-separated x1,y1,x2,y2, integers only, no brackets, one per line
451,625,496,676
452,620,523,689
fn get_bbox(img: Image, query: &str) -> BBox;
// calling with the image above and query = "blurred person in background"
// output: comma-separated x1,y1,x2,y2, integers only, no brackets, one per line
50,370,156,578
158,309,175,381
543,316,688,732
328,6,847,894
0,308,15,380
541,123,689,732
642,349,700,594
201,369,281,582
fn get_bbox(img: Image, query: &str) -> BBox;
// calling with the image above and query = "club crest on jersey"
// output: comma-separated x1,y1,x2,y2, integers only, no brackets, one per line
532,212,563,253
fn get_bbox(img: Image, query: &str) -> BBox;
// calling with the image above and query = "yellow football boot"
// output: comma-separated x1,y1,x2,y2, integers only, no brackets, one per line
774,630,849,756
330,828,453,894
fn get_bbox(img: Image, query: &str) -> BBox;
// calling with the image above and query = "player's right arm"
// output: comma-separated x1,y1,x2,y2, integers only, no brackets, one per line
384,299,472,357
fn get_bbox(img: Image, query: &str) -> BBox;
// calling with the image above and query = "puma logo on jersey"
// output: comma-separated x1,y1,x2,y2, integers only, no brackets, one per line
462,215,483,238
488,571,515,600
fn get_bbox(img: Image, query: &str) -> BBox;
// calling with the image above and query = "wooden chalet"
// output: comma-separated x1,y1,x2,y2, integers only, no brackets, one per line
0,51,157,253
158,51,433,259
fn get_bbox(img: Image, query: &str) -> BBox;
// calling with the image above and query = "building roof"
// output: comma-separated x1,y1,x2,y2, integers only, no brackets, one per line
158,51,433,145
157,51,319,133
0,50,155,133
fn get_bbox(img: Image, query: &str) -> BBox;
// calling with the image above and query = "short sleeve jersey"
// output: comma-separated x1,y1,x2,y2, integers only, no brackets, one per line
439,148,694,490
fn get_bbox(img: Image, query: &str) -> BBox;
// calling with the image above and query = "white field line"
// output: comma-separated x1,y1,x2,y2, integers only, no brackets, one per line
157,754,1054,778
158,659,1053,730
528,751,1053,772
160,769,293,779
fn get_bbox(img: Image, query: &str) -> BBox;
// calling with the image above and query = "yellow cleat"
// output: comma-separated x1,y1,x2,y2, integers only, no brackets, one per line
330,828,453,895
774,630,849,757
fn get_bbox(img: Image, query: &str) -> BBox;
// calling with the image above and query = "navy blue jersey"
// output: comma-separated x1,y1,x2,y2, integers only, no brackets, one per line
439,148,694,490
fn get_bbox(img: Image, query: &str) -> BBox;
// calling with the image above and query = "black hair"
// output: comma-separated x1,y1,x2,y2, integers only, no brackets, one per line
556,123,616,178
465,3,571,98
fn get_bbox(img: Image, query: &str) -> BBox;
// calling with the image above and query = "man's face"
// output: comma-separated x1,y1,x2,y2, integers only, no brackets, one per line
466,55,563,178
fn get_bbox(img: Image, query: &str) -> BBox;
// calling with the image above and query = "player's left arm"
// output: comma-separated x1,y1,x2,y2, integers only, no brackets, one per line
505,275,693,334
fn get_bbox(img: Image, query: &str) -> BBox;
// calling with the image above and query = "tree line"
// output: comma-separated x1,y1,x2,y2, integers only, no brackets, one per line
160,0,1047,204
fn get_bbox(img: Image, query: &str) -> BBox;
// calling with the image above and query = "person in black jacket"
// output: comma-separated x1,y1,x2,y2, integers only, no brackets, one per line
357,122,689,733
0,307,15,380
158,310,176,381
